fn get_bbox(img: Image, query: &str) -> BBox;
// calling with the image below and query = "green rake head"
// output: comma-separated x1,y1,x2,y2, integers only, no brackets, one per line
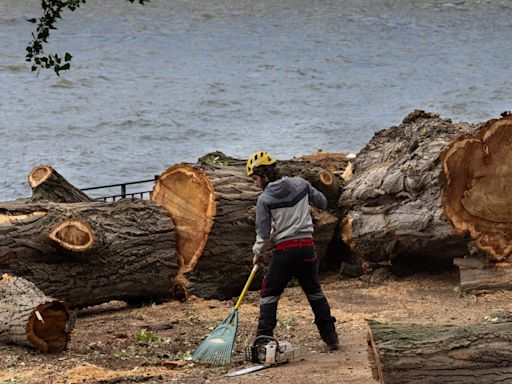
192,310,239,366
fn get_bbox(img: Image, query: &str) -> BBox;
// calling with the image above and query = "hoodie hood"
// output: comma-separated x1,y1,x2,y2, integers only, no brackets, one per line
265,176,294,199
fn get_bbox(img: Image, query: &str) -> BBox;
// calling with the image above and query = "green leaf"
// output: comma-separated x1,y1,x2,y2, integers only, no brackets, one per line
64,53,73,62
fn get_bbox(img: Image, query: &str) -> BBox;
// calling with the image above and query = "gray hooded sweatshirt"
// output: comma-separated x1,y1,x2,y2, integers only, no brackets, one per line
253,176,327,257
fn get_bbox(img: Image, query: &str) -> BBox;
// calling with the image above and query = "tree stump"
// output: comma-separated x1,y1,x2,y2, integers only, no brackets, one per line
0,274,72,353
339,111,482,275
152,162,339,300
367,317,512,384
0,198,178,308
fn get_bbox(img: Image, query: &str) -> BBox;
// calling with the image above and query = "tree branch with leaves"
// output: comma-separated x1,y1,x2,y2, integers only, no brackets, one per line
26,0,149,75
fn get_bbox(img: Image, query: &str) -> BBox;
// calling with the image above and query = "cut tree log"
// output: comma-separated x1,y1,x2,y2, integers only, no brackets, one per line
199,151,349,210
339,111,483,275
367,317,512,384
28,165,92,203
454,257,512,292
0,274,73,353
0,198,178,308
442,113,512,261
152,161,339,300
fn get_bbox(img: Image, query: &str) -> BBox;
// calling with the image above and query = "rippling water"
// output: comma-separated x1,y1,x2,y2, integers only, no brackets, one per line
1,0,511,200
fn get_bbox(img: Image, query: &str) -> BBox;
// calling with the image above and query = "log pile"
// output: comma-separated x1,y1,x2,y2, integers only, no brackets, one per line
367,315,512,384
0,170,178,308
151,157,344,300
0,274,73,353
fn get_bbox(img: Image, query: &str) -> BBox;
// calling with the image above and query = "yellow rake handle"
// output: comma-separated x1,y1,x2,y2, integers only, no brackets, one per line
234,264,259,310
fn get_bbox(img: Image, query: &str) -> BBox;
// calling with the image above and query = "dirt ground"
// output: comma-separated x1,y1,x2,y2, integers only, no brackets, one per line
1,270,511,384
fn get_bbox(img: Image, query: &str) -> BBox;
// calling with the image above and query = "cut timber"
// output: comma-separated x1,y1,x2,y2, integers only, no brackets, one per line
442,114,512,261
339,111,481,275
454,257,512,292
199,151,349,210
367,318,512,384
152,162,339,300
298,166,341,207
0,274,72,353
0,199,178,308
28,165,92,203
152,163,259,300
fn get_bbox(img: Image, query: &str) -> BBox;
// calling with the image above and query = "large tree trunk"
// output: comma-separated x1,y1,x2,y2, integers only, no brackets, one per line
152,161,340,300
0,274,73,353
367,316,512,384
0,198,178,308
339,111,483,275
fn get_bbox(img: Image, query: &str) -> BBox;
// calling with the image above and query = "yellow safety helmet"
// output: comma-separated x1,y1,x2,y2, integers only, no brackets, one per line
246,151,276,176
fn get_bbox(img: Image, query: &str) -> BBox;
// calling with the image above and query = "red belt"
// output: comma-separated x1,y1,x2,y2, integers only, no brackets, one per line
274,238,314,251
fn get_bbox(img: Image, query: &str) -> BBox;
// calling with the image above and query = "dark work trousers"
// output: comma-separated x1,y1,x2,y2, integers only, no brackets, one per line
256,243,337,345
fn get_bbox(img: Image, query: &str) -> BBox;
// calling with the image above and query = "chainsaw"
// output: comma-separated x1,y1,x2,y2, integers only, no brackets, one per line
226,336,297,377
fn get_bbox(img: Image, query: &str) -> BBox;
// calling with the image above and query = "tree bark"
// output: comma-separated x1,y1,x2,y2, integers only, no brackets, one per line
28,165,92,203
339,111,482,275
0,199,178,308
152,162,339,300
0,274,73,353
367,317,512,384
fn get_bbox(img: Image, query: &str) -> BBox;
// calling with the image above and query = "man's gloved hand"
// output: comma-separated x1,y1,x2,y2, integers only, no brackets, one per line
252,253,264,266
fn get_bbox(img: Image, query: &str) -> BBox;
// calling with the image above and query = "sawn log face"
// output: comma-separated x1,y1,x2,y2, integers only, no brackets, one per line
442,114,512,261
0,275,71,353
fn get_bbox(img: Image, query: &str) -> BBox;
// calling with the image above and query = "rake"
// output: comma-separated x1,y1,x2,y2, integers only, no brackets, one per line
192,264,259,366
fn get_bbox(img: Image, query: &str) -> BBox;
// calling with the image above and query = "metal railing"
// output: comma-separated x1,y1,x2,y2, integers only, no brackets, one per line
81,176,159,202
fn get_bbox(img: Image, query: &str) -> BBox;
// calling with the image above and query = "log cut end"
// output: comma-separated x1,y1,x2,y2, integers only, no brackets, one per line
152,164,216,273
49,219,94,252
320,171,333,186
443,115,512,260
299,166,341,207
28,165,53,188
27,301,70,353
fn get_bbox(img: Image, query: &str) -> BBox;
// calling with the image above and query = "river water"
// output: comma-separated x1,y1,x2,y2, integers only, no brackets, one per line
1,0,511,200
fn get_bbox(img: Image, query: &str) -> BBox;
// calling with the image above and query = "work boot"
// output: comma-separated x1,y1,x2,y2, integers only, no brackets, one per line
309,296,339,350
256,302,278,339
323,330,339,351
